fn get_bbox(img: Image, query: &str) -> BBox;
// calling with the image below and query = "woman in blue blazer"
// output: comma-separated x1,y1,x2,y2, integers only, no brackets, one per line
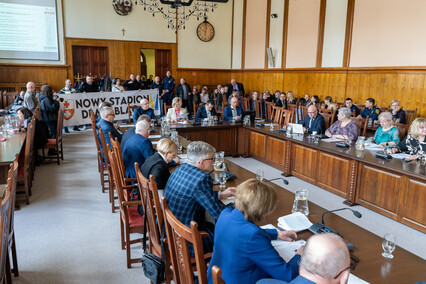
207,179,303,284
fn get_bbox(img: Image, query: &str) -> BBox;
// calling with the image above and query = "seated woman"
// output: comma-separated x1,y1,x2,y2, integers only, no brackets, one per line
373,112,400,147
391,117,426,161
309,95,321,108
40,84,60,138
286,91,296,105
207,179,302,284
325,107,359,143
166,97,187,123
111,78,124,92
14,107,33,132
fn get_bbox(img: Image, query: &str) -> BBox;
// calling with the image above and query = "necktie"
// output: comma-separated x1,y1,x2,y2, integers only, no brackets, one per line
232,108,237,117
309,118,313,128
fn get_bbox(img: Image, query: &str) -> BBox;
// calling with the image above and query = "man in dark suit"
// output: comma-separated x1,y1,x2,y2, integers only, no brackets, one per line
132,98,156,123
121,114,152,149
227,79,245,98
122,120,154,179
78,75,99,93
345,98,360,117
96,106,122,153
275,92,287,109
175,77,192,112
123,73,140,91
195,100,219,122
300,105,326,134
224,97,242,121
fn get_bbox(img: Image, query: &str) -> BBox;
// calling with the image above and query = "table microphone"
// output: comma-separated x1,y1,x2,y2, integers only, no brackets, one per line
264,177,289,185
321,208,362,225
309,208,362,237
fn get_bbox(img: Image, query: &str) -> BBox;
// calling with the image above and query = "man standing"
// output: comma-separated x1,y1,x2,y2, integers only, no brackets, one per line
162,71,175,105
78,75,99,93
357,98,381,122
23,81,38,113
122,120,154,179
60,79,79,132
175,78,191,112
132,98,156,123
151,76,164,116
224,97,242,121
164,141,234,255
345,98,360,117
300,105,326,134
227,79,245,98
123,73,140,91
195,100,219,122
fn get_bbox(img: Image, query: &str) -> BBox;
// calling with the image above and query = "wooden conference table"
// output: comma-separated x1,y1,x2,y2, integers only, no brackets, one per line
222,159,426,284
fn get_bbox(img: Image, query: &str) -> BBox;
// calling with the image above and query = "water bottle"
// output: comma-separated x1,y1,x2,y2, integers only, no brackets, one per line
292,189,309,216
368,118,373,127
286,124,292,136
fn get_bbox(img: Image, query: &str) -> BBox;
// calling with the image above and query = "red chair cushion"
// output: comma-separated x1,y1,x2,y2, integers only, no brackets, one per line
127,206,144,228
46,139,57,145
17,166,24,178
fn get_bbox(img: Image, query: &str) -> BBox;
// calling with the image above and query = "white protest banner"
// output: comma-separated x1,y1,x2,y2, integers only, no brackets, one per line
59,90,159,127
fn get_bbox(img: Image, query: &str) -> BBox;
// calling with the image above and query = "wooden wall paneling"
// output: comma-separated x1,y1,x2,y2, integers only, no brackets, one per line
316,151,351,198
395,73,425,115
249,131,266,158
265,137,287,167
291,143,317,183
205,129,236,156
328,72,348,102
399,178,426,232
263,72,285,94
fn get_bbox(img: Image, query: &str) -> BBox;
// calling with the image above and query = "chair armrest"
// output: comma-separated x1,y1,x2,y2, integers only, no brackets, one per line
124,178,137,183
122,201,141,207
122,184,137,190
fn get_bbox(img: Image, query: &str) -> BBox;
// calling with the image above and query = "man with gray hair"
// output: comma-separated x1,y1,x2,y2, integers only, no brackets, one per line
23,81,38,113
257,233,351,284
96,106,122,158
122,119,154,179
164,141,234,256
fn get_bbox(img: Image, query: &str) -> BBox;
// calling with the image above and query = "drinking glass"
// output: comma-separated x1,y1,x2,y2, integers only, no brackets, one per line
292,189,309,216
256,169,264,181
219,172,227,190
270,123,275,132
382,233,396,259
214,151,225,172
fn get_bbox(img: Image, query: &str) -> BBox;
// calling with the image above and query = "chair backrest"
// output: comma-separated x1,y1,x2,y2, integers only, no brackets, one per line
22,123,34,180
7,155,19,238
319,108,333,115
108,149,130,217
242,98,250,112
128,103,139,123
392,122,410,141
355,104,365,113
212,265,225,284
109,135,127,185
98,128,110,165
272,106,284,125
287,104,297,123
164,102,173,116
403,108,417,125
90,109,102,152
194,103,204,115
254,100,263,119
56,108,64,143
321,113,335,130
299,106,309,120
265,102,274,120
161,197,207,284
282,109,294,127
0,177,12,283
351,116,368,137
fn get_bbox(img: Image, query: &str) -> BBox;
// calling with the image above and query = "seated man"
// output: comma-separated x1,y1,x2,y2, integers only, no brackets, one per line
122,120,153,179
132,98,156,123
275,92,287,108
164,141,234,256
389,99,406,124
14,91,25,105
300,105,326,134
357,98,381,122
121,114,151,149
97,106,122,153
345,98,360,117
257,233,350,284
224,97,242,121
195,100,219,122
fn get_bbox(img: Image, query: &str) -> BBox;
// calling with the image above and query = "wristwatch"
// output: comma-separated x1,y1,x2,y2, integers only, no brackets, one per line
386,142,389,146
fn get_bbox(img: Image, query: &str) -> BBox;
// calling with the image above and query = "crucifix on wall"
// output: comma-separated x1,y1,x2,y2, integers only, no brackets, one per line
121,28,125,36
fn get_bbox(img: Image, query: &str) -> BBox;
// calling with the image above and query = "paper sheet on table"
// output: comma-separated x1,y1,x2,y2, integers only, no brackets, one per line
178,154,188,164
322,138,343,143
178,113,188,120
391,153,410,159
118,124,134,128
365,144,384,151
348,273,369,284
152,141,158,145
149,135,161,139
277,212,313,232
222,196,234,206
260,224,305,262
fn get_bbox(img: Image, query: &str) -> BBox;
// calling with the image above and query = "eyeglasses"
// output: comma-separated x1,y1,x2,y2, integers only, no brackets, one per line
203,157,214,161
107,113,115,117
333,254,359,279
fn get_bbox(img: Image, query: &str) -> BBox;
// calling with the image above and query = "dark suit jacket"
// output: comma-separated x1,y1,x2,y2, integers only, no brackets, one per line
224,106,242,121
96,119,122,151
132,106,156,123
176,83,191,100
195,105,218,122
300,114,326,134
121,127,135,150
275,99,287,109
227,82,245,97
122,133,154,179
141,153,170,190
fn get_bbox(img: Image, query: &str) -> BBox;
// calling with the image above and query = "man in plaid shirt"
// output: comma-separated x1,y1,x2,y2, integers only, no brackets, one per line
164,141,235,256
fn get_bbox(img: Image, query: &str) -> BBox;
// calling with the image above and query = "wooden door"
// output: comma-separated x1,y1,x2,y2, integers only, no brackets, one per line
140,50,147,77
72,46,109,78
155,49,172,78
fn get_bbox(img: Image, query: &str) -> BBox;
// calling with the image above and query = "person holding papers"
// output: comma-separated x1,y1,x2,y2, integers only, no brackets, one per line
300,105,325,134
207,179,302,284
325,107,359,143
166,97,187,123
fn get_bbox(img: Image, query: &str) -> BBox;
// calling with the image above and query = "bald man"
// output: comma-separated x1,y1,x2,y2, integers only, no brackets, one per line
23,81,38,113
257,233,351,284
227,78,245,98
132,98,156,123
300,105,326,134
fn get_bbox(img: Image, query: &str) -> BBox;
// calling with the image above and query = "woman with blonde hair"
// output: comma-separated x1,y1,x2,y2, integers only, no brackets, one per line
207,178,302,284
391,117,426,161
166,97,187,122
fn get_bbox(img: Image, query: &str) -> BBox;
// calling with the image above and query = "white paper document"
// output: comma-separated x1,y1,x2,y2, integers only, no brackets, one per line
149,135,161,139
391,153,410,159
152,141,158,145
178,112,188,120
365,144,384,151
348,273,369,284
322,138,343,143
277,212,313,232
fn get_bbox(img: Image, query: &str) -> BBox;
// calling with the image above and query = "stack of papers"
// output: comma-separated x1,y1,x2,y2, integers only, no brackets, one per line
391,153,410,159
322,137,343,143
149,134,161,139
277,212,313,232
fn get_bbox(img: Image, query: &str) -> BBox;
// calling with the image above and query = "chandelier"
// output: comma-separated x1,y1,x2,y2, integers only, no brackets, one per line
135,0,225,30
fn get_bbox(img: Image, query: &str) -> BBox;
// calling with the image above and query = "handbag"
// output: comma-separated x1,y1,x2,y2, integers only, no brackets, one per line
141,184,166,284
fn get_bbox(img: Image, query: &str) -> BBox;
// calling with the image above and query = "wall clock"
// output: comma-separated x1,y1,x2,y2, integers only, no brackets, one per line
197,20,215,42
112,0,133,16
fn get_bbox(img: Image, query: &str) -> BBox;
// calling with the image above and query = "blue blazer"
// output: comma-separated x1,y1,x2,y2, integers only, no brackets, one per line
96,119,122,151
300,114,326,134
195,105,218,122
257,276,316,284
122,133,154,179
224,106,242,121
132,106,156,123
207,208,300,284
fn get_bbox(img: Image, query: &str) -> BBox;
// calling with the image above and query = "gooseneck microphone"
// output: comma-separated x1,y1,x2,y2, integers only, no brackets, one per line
264,177,289,185
321,208,362,225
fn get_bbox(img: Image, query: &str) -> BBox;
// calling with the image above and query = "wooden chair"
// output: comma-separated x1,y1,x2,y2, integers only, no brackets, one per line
127,103,139,123
42,108,64,165
282,109,294,127
108,150,144,268
319,108,333,115
6,155,19,281
254,100,263,119
355,104,365,113
17,123,34,205
242,98,250,112
135,168,173,284
0,175,12,284
164,102,173,116
351,116,368,137
321,112,335,130
193,103,204,116
90,109,109,194
98,128,114,205
272,106,284,126
392,122,410,141
299,106,309,120
287,104,297,123
161,197,209,284
212,265,225,284
265,102,274,120
403,108,417,125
